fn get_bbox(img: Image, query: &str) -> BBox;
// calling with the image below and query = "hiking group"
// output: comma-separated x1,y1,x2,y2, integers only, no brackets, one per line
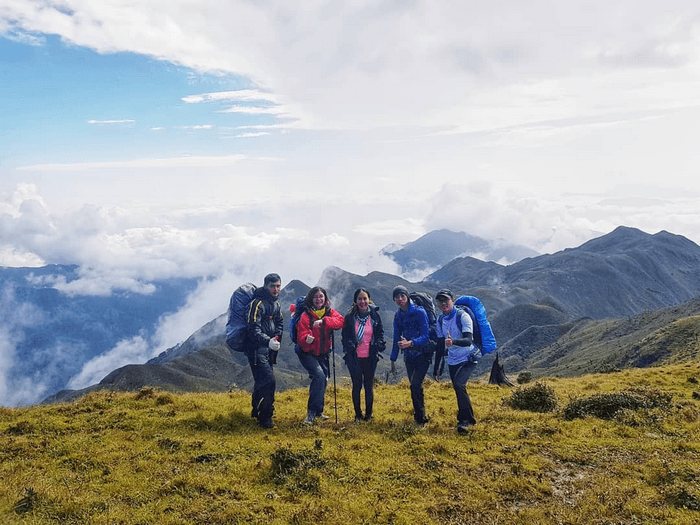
226,274,496,433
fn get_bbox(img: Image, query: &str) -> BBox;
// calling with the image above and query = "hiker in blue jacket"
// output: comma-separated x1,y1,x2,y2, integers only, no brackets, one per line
433,288,479,433
246,273,283,429
390,285,432,426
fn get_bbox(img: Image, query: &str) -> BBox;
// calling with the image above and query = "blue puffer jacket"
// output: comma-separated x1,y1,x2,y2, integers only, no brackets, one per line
390,301,431,361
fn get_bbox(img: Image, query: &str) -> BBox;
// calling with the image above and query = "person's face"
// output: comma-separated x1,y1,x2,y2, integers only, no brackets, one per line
355,291,370,312
312,291,326,309
436,296,454,314
394,293,409,310
267,280,281,298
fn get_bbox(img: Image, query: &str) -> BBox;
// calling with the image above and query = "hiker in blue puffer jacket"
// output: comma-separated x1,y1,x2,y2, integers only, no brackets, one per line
390,285,432,426
433,288,479,433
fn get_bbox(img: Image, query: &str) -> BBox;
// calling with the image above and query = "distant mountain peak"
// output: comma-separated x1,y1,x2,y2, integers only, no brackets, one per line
382,229,539,278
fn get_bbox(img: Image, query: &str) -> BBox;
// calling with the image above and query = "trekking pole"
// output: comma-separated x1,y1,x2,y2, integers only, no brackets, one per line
332,329,338,424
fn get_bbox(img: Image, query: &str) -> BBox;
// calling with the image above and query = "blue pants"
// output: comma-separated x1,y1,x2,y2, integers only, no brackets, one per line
297,352,330,415
449,361,477,425
404,352,432,423
247,346,276,423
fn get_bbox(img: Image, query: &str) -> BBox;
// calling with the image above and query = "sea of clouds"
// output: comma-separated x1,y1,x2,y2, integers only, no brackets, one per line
2,181,700,406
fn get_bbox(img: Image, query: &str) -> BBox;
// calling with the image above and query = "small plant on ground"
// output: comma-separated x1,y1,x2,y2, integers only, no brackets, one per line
268,446,326,495
563,388,673,421
517,371,532,384
503,381,558,413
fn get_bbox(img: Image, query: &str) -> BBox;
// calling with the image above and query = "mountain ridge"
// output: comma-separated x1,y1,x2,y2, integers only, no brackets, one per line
42,226,700,404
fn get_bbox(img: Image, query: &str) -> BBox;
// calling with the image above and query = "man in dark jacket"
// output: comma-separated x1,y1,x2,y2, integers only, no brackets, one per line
390,285,432,426
246,273,283,429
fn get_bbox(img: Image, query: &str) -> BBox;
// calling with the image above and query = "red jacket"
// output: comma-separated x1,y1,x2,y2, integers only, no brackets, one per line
297,308,345,356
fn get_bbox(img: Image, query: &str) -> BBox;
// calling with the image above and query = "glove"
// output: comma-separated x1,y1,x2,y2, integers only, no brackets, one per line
268,337,280,351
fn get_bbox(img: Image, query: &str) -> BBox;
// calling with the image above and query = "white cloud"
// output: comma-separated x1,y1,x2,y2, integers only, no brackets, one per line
17,154,249,171
0,245,45,267
1,27,45,46
25,271,157,297
3,1,696,134
219,105,287,115
232,132,270,138
87,119,135,124
67,335,150,390
0,284,47,406
181,90,280,104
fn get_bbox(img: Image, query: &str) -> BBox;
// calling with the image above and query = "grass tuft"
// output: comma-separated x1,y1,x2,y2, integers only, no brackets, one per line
503,381,558,412
563,388,673,421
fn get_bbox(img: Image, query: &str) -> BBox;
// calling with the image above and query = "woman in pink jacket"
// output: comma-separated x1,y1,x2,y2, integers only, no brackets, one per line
296,286,344,424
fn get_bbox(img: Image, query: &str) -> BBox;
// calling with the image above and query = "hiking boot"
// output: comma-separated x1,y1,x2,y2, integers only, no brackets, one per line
259,419,276,429
364,415,374,423
456,423,473,434
316,413,330,420
302,411,316,425
416,416,430,427
354,415,364,423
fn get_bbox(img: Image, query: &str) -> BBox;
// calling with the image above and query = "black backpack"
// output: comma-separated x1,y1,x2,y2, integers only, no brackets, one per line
408,291,437,326
408,291,438,348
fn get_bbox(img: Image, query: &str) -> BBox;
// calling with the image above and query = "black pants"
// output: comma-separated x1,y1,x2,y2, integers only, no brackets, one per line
449,361,477,425
404,352,432,423
247,346,276,423
348,356,378,418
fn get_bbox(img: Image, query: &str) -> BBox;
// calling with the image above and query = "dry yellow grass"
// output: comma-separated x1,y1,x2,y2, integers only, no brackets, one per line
1,361,700,524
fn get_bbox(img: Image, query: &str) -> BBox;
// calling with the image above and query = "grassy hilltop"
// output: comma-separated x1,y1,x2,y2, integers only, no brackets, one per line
2,362,700,524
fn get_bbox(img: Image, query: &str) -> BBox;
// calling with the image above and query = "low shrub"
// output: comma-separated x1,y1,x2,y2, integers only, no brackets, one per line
563,389,673,421
504,382,558,413
517,371,532,384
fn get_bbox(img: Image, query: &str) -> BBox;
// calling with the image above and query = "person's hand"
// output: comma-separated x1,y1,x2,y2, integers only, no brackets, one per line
434,374,440,382
391,361,397,374
398,336,412,350
268,336,280,351
445,331,453,347
313,319,323,329
305,334,315,344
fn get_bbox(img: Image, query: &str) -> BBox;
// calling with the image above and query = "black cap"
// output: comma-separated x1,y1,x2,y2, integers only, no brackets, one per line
435,289,454,300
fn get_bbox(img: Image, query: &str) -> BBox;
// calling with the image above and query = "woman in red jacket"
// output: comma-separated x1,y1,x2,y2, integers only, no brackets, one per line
296,286,345,424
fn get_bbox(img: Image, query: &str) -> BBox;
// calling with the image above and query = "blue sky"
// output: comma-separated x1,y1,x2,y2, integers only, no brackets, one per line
1,35,272,165
2,1,700,403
